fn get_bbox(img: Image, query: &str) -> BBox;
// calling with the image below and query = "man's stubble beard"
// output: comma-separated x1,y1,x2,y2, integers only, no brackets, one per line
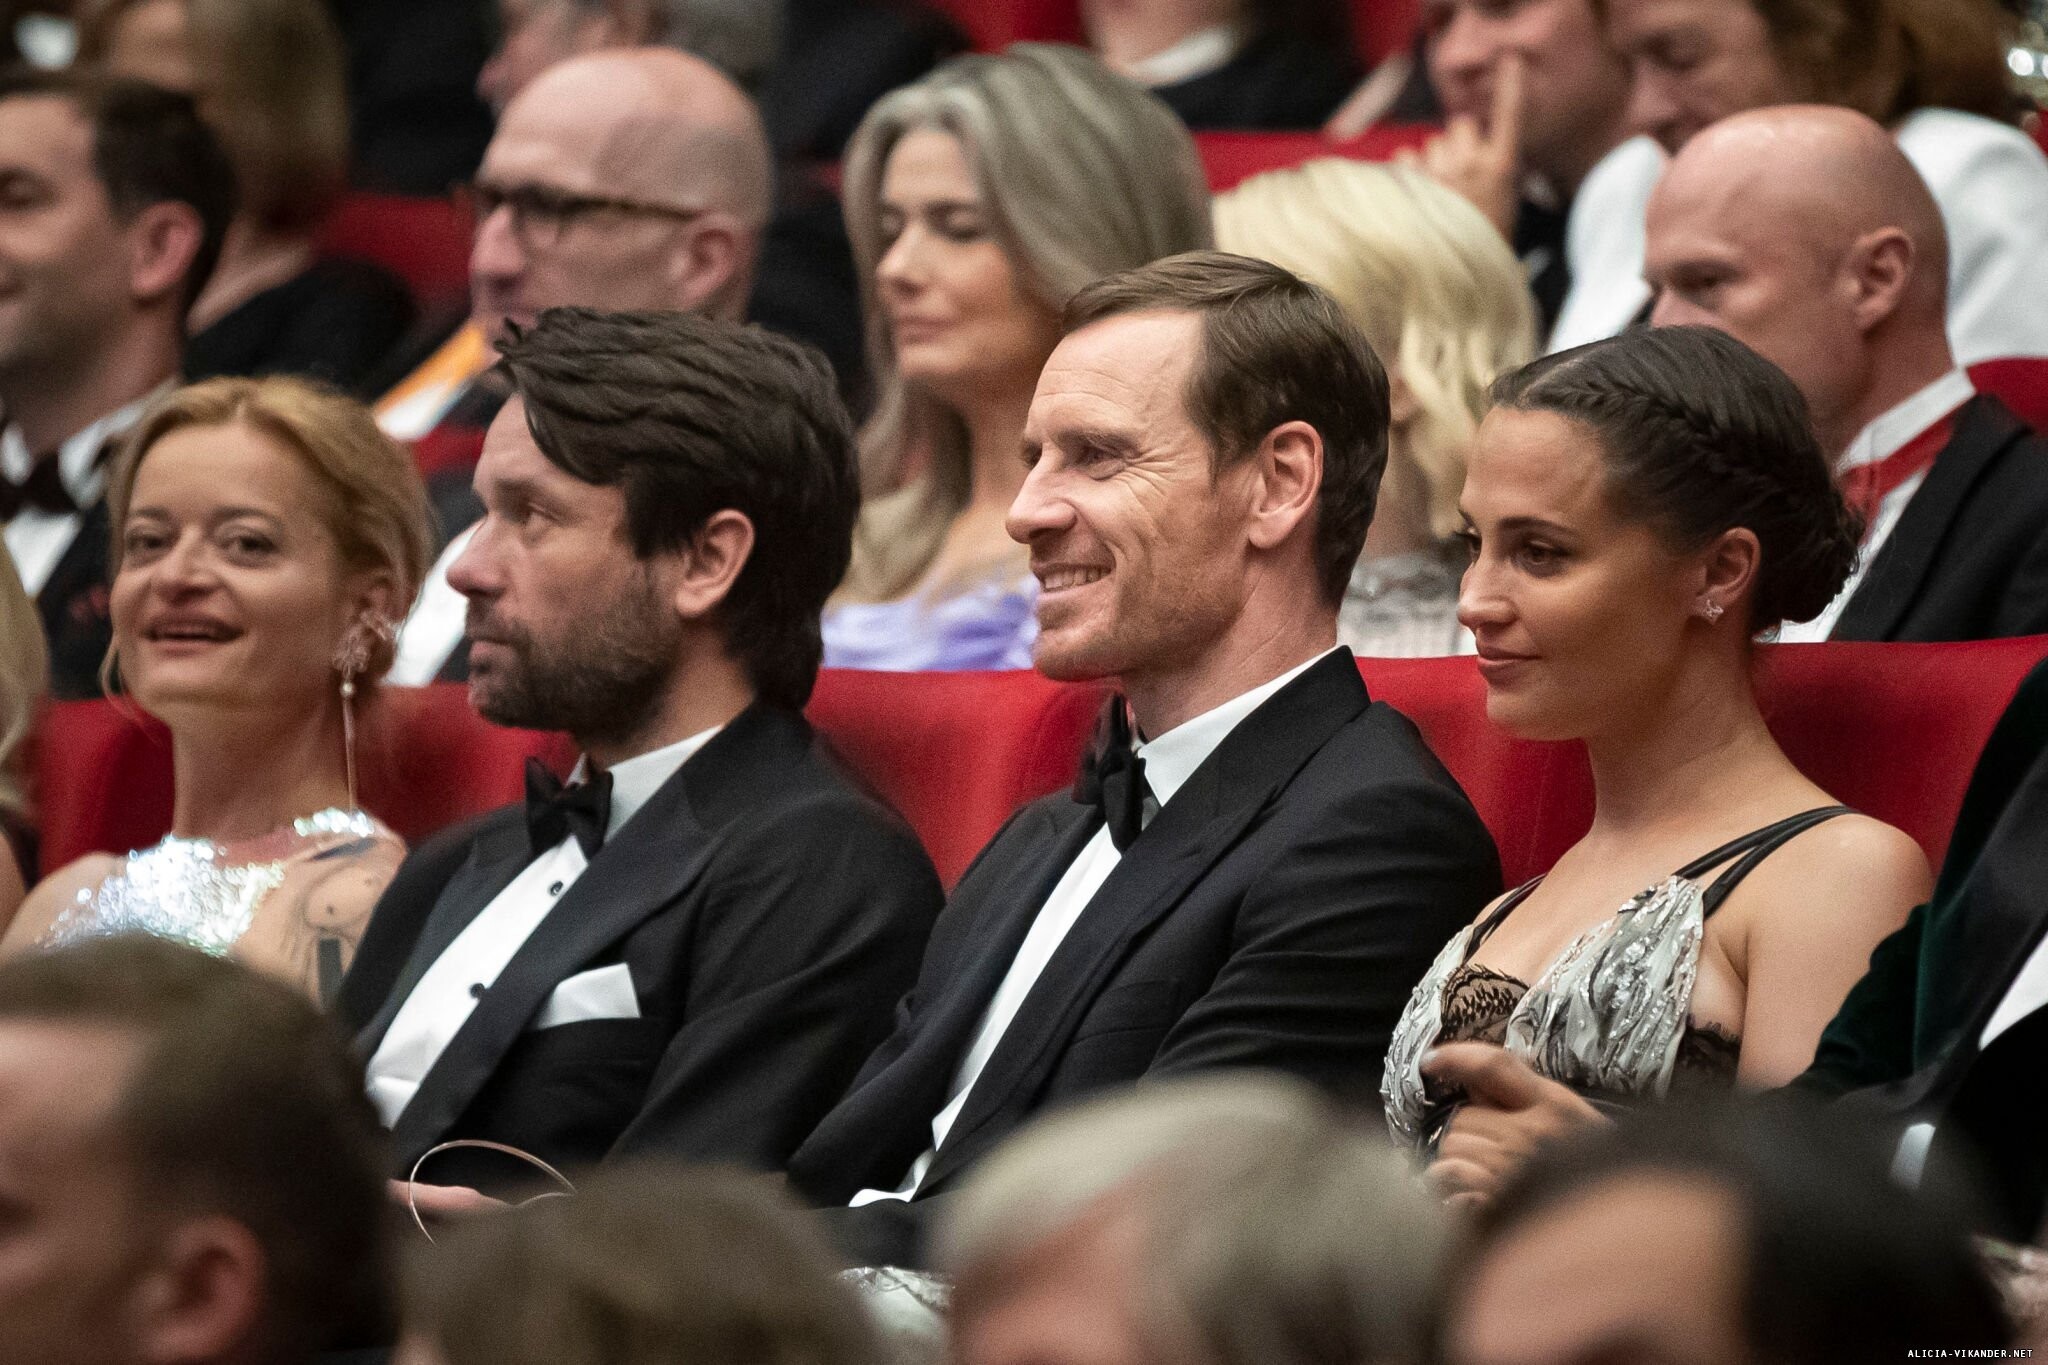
468,572,685,751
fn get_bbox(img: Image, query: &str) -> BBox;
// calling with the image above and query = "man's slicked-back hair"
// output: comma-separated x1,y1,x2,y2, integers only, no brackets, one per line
0,937,392,1360
1063,250,1391,607
0,65,237,314
494,308,860,709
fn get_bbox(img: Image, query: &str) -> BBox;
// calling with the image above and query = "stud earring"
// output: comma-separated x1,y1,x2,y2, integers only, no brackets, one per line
1698,600,1725,624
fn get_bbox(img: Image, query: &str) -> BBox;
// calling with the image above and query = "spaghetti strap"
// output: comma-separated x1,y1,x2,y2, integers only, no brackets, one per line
1465,876,1544,959
1697,806,1855,917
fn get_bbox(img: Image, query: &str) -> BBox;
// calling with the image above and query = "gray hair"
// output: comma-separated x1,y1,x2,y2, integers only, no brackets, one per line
0,549,43,822
836,43,1213,601
939,1074,1448,1365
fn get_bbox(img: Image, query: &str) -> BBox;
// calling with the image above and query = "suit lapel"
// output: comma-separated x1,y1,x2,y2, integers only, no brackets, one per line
1835,398,2018,641
380,705,809,1163
923,652,1370,1185
356,819,531,1053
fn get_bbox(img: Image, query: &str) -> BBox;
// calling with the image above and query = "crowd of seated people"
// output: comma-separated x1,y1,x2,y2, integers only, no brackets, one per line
5,1,2048,1360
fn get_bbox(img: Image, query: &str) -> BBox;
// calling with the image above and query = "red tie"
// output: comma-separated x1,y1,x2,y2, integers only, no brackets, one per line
1839,409,1958,536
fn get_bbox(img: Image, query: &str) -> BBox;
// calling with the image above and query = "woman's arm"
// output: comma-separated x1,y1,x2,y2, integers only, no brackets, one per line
1730,816,1932,1086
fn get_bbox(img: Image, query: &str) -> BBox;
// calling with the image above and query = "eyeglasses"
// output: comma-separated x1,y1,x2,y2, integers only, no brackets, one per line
456,179,708,251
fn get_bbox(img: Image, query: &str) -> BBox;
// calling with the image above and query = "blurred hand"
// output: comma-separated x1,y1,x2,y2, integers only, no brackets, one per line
1421,1040,1607,1211
1402,53,1525,239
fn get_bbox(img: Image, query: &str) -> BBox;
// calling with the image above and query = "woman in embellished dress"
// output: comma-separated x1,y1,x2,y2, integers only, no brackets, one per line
3,377,432,1002
1216,158,1536,657
823,45,1212,670
1381,328,1932,1189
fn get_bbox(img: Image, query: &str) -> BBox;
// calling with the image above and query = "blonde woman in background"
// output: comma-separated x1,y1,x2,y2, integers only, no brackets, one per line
1216,159,1536,657
4,378,432,1002
0,551,46,927
825,43,1213,671
79,0,415,394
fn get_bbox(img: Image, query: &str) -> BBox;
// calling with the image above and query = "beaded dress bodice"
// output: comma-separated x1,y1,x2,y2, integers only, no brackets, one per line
1381,807,1850,1150
45,808,381,957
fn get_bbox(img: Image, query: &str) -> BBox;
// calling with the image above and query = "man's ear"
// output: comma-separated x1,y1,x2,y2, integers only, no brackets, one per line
671,509,756,623
1244,420,1324,554
1844,226,1914,334
126,200,206,311
1388,372,1421,430
131,1216,269,1365
666,218,747,318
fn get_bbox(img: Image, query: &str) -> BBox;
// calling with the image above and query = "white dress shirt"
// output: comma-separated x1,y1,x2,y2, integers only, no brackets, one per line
389,525,475,685
1124,24,1245,87
1547,136,1665,354
1777,367,1976,644
2,388,166,594
850,648,1335,1205
364,725,722,1126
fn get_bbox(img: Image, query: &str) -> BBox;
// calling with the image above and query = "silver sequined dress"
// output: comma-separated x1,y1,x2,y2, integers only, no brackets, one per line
1381,807,1851,1150
45,808,381,957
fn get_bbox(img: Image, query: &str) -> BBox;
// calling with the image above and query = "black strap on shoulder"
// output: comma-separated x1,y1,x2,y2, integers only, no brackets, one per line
1694,806,1855,918
1465,877,1544,960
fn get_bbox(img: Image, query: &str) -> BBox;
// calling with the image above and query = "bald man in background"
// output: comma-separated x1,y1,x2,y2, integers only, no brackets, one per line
1645,105,2048,643
383,47,774,683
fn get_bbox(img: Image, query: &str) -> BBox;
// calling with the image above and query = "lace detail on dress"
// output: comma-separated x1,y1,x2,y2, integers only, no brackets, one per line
45,808,380,957
1381,807,1849,1149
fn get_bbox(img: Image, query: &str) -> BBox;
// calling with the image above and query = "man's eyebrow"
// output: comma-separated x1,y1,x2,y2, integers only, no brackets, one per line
1061,425,1139,456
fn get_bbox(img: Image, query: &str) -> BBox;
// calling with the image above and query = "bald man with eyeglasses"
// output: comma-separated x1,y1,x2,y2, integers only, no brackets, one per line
379,46,776,685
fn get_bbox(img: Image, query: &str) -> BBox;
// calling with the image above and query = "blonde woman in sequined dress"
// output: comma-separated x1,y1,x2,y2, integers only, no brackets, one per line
1,378,432,1002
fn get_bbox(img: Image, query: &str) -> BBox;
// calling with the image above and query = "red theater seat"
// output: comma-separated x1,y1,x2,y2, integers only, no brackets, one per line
1968,358,2048,435
923,0,1081,51
318,194,475,307
28,641,2045,892
1195,125,1435,191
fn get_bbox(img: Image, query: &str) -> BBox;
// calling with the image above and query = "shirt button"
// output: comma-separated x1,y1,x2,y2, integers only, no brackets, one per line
469,982,486,1000
548,881,564,896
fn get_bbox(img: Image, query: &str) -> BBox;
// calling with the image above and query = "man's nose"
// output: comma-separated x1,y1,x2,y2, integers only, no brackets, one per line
1005,459,1075,548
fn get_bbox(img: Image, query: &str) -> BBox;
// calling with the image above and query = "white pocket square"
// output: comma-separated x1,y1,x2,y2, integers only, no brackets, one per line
533,963,641,1030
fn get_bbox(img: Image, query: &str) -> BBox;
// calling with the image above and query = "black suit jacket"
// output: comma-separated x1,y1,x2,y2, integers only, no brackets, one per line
1798,655,2048,1239
35,498,112,701
337,704,945,1190
788,651,1501,1266
1833,395,2048,642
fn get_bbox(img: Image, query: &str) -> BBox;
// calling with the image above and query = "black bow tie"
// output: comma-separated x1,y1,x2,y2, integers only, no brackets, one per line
0,453,77,520
1073,698,1152,852
524,758,613,858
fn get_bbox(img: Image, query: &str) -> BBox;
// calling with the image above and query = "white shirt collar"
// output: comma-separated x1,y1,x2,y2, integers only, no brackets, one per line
1838,367,1975,474
0,383,172,507
1125,23,1245,87
574,725,724,840
1136,647,1337,808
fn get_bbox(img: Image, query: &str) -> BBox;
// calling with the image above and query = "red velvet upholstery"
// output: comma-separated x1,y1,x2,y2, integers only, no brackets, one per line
922,0,1082,51
1350,0,1421,64
318,193,475,306
30,641,2045,890
1968,358,2048,435
1194,125,1435,190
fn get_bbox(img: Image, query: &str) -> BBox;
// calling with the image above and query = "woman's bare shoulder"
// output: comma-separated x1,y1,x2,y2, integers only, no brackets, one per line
2,853,123,951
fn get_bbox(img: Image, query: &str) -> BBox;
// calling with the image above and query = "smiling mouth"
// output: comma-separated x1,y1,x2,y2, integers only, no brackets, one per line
144,621,240,644
1037,567,1108,592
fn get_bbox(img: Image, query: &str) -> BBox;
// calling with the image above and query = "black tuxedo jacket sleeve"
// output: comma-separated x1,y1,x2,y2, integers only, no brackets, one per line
35,499,113,700
1833,395,2048,642
787,651,1502,1267
1796,656,2048,1238
336,704,944,1188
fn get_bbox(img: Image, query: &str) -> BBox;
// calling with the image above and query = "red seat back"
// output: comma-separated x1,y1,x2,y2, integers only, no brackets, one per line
921,0,1082,50
1967,358,2048,435
30,641,2043,892
1195,125,1435,191
1350,0,1421,64
318,193,474,307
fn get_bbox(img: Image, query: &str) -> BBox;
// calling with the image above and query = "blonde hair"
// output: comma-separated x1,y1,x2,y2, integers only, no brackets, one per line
79,0,351,232
837,43,1213,601
106,377,434,687
0,552,46,821
1215,159,1536,543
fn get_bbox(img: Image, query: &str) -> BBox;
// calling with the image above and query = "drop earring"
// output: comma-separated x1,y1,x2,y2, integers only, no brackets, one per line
333,616,395,809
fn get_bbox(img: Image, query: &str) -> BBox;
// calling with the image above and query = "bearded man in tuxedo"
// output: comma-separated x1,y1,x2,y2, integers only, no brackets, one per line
338,307,943,1197
788,251,1503,1268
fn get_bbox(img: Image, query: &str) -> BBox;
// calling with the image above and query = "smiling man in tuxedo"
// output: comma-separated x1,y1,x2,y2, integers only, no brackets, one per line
0,68,233,698
788,251,1502,1269
338,307,943,1195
